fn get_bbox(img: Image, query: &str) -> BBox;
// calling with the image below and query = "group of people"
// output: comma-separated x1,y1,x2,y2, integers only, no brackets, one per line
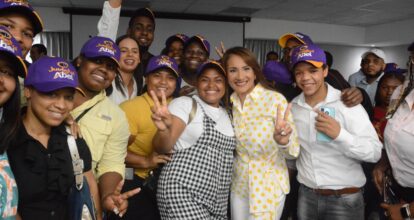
0,0,413,220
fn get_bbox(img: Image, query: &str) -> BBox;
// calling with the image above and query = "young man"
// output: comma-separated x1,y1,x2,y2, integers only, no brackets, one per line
277,32,369,220
290,44,382,220
348,48,386,105
29,43,47,62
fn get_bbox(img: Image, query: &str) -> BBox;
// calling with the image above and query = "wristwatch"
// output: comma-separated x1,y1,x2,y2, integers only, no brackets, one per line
400,203,412,219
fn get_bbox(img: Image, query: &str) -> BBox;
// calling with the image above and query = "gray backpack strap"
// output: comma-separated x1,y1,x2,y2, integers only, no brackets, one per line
66,126,84,190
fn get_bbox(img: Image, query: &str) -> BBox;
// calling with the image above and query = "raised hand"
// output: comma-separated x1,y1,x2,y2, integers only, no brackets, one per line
150,90,172,131
215,41,226,59
314,109,340,139
102,180,140,218
274,103,293,145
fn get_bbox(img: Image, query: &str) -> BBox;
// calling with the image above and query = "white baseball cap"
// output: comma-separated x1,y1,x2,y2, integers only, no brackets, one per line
362,48,386,62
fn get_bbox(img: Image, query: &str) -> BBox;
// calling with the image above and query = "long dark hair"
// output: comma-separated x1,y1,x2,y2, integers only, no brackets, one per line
107,35,141,97
387,60,414,118
222,46,276,93
0,54,21,153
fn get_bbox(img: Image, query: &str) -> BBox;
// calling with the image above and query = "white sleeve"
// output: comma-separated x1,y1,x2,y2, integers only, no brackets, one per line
97,1,121,41
168,97,193,124
333,105,382,163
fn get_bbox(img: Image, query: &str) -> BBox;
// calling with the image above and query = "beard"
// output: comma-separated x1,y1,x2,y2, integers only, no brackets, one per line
365,69,383,80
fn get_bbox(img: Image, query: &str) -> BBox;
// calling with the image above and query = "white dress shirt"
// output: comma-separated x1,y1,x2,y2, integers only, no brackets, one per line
385,85,414,188
292,84,382,189
108,78,138,105
97,1,121,41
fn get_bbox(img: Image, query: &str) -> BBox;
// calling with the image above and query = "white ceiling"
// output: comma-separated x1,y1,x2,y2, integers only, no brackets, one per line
30,0,414,27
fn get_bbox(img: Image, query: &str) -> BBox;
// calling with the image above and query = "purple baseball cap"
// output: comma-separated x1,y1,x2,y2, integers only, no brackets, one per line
290,44,326,69
278,32,314,48
0,0,43,35
25,56,78,92
384,63,407,74
165,33,189,48
263,61,292,84
196,60,226,77
184,35,210,56
80,36,121,66
0,26,27,76
145,55,179,77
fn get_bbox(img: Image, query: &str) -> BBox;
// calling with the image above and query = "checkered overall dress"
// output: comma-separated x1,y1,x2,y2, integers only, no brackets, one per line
157,99,236,219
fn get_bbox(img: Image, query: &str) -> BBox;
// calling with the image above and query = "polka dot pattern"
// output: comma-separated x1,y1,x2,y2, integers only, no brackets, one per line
230,84,300,218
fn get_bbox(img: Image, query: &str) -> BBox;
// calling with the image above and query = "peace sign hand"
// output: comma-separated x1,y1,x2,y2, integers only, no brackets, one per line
274,103,293,146
215,41,226,58
102,180,140,218
150,90,172,131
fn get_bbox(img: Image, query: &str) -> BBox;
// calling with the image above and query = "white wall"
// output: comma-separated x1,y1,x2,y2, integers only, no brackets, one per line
32,6,412,79
318,44,369,80
382,45,411,68
71,15,243,60
365,18,414,46
245,18,366,46
33,7,70,32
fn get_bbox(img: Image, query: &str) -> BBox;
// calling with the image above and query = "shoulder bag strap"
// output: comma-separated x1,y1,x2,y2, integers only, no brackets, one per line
188,98,197,124
66,126,84,190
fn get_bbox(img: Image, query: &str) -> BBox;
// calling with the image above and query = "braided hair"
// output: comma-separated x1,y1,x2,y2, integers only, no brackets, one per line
386,59,414,118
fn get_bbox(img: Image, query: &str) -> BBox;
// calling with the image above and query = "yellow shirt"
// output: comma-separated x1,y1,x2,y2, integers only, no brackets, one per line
71,91,130,180
231,84,300,217
120,93,172,179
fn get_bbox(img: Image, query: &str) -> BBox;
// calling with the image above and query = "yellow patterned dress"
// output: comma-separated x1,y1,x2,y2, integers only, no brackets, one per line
230,84,300,220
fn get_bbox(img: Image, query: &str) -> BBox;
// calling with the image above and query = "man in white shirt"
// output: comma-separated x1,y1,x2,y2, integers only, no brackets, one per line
290,44,382,220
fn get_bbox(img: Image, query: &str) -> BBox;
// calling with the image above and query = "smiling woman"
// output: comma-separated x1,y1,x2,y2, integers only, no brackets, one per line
115,55,178,220
222,47,300,220
0,26,26,220
7,57,99,220
150,60,235,219
71,36,139,218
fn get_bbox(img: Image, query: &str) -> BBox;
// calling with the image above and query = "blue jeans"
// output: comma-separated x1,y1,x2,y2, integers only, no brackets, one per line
297,184,364,220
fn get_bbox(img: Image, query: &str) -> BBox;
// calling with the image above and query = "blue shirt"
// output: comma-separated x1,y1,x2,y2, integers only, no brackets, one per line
0,152,18,219
348,70,383,105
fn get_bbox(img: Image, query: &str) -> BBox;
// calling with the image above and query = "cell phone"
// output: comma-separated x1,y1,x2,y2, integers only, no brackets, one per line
316,106,335,142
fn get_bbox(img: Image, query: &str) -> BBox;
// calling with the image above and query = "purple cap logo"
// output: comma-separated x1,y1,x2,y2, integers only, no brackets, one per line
290,44,326,68
0,27,20,55
50,61,76,80
80,36,120,66
0,26,26,76
25,57,78,92
145,55,178,77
